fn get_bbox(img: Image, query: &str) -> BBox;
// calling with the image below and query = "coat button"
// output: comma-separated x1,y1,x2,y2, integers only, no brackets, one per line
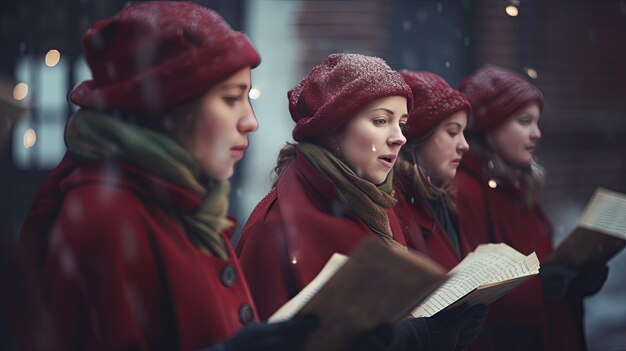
239,304,254,325
220,264,237,287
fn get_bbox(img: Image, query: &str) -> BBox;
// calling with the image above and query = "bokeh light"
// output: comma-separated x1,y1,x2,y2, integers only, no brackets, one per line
45,49,61,67
23,128,37,148
13,82,28,101
505,5,519,17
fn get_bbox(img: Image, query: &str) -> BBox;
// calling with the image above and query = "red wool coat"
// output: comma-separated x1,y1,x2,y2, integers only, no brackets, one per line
455,151,584,351
19,154,258,351
236,150,408,320
392,175,471,270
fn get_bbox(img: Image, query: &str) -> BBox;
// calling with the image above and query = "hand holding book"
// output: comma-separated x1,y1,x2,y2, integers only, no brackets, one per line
547,187,626,267
412,243,540,318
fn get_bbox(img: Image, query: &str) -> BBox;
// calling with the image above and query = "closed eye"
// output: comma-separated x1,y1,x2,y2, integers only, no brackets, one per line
223,95,243,106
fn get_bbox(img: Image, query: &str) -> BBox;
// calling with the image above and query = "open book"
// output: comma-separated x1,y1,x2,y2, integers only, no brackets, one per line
412,243,540,318
269,238,448,351
546,187,626,267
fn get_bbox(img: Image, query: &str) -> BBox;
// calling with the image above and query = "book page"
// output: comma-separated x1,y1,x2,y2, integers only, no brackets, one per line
412,244,539,318
443,253,539,310
548,188,626,266
578,188,626,239
269,238,448,351
269,253,348,322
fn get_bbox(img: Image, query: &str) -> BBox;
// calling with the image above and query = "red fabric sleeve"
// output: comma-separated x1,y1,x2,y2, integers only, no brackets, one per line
44,184,164,351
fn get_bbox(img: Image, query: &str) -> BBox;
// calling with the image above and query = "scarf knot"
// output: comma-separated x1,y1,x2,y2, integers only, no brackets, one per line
296,143,404,250
65,110,232,258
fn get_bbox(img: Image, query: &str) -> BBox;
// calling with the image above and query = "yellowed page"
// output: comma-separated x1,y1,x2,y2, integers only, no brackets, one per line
548,188,626,266
579,188,626,239
269,253,348,322
412,244,538,317
267,238,448,351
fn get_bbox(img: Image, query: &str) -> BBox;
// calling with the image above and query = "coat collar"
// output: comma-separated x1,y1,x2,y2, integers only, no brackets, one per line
59,158,203,212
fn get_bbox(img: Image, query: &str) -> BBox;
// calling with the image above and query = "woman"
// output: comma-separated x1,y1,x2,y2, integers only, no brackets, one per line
392,70,473,270
237,53,485,350
455,64,608,350
18,3,320,350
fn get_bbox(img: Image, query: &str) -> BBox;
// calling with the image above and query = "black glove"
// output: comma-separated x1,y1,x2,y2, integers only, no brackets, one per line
426,304,488,350
388,304,488,351
456,304,487,347
567,263,609,299
540,263,577,301
348,323,396,351
541,263,609,301
205,315,319,351
386,317,430,351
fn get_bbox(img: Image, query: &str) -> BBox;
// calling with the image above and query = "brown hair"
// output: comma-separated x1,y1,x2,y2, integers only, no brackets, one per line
271,128,345,188
131,96,203,154
271,142,298,188
468,133,545,207
395,129,457,211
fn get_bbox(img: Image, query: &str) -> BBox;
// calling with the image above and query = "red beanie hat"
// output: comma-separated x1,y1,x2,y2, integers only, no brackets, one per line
457,64,543,133
289,53,413,142
69,1,260,117
400,70,471,141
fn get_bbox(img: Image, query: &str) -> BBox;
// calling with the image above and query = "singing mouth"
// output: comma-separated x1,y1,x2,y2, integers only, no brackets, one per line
378,154,396,168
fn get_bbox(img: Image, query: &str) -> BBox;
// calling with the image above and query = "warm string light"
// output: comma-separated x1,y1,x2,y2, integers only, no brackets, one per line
13,83,28,100
45,49,61,67
526,68,538,79
23,128,37,148
505,5,519,17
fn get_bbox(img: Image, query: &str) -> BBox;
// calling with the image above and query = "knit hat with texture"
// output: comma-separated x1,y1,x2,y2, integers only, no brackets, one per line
457,64,543,133
289,53,413,142
69,1,260,118
400,70,471,140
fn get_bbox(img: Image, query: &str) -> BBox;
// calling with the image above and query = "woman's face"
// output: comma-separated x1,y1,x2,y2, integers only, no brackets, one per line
418,110,469,186
488,103,541,168
184,67,258,180
337,96,408,185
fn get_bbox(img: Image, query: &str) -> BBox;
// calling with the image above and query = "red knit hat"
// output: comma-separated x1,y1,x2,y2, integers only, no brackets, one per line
400,70,471,141
457,64,543,133
69,1,260,117
289,53,413,142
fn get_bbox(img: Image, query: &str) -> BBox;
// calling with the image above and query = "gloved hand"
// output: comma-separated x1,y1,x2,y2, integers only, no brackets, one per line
387,304,488,351
386,317,430,351
205,315,319,351
540,263,577,301
456,304,488,347
567,263,609,299
348,323,396,351
541,263,609,301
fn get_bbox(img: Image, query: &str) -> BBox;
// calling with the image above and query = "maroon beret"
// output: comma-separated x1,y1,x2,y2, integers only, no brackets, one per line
289,53,413,142
457,64,543,133
400,70,471,141
69,1,260,117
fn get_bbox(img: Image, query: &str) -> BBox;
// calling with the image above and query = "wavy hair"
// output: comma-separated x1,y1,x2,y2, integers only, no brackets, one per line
395,129,457,211
467,132,545,207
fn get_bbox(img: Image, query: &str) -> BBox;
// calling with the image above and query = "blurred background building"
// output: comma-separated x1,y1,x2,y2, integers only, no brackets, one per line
1,0,625,349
